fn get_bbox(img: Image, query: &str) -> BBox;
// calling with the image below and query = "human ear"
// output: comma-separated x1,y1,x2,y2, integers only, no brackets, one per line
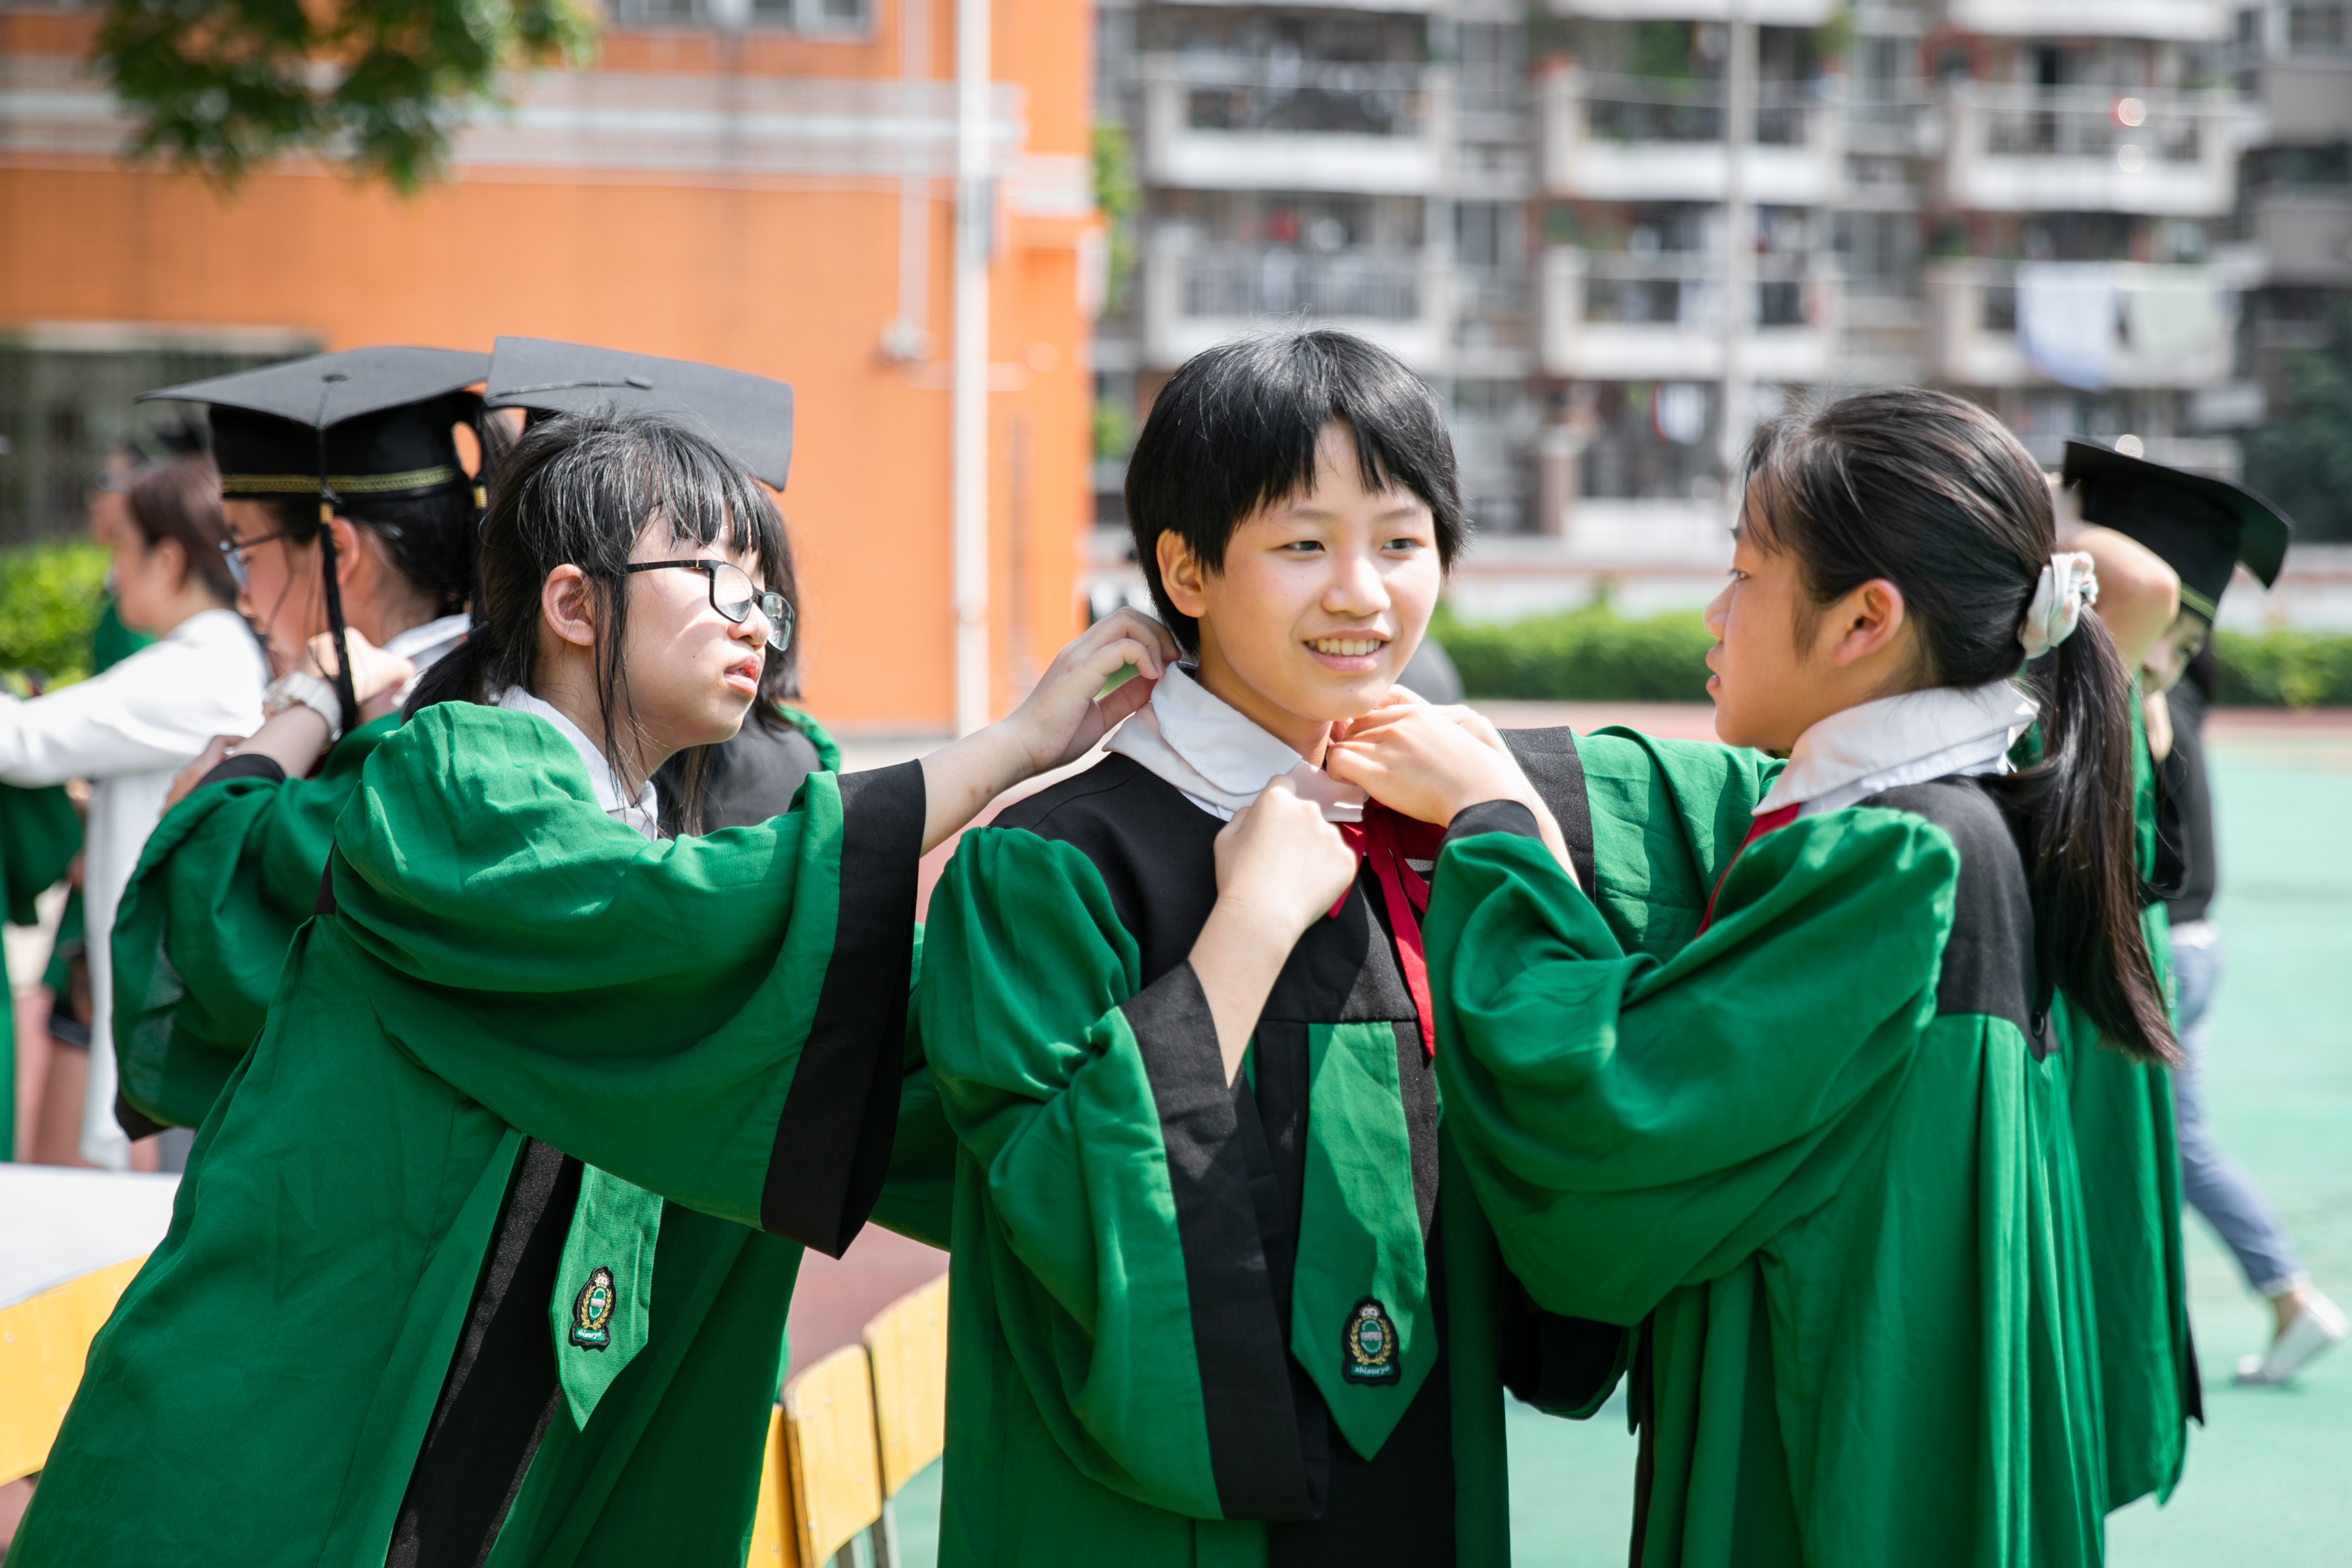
540,564,599,650
150,535,188,591
1157,531,1213,620
1824,578,1907,668
326,515,366,585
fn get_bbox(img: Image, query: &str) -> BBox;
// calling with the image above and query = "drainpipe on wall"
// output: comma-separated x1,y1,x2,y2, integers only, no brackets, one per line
952,0,991,734
1719,0,1755,498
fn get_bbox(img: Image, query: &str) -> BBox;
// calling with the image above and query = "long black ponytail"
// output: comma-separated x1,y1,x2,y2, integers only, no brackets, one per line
1744,387,2176,1065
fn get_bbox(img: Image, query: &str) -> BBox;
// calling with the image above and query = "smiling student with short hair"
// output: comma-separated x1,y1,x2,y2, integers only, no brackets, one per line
918,331,1781,1566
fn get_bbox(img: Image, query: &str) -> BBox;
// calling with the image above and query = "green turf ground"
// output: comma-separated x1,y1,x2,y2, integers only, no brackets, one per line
892,728,2352,1567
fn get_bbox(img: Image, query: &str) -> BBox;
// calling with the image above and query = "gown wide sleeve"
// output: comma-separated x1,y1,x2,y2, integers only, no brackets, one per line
320,703,926,1256
112,718,395,1130
1425,804,1958,1323
918,824,1306,1524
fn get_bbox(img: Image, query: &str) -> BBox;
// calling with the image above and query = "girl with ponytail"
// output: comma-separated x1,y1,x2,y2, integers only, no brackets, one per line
1326,386,2179,1566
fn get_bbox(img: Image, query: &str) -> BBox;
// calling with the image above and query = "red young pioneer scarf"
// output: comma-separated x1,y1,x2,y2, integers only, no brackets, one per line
1696,803,1801,936
1329,805,1448,1058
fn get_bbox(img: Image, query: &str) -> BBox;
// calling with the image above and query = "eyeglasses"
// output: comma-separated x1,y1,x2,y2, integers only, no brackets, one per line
217,526,317,594
623,559,795,653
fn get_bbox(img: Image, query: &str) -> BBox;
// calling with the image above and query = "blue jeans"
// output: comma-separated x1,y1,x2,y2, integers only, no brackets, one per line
2170,922,2307,1297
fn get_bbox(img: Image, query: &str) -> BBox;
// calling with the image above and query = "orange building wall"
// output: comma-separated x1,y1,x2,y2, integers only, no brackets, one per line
0,3,1096,732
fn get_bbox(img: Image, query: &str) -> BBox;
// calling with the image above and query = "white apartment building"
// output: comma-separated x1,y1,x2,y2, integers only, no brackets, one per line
1089,0,2350,622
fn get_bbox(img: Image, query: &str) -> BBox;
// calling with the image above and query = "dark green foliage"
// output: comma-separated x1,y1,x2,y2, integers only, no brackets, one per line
1093,121,1140,315
1431,599,1717,702
2212,628,2352,708
0,540,111,686
2245,300,2352,544
96,0,597,192
1434,600,2352,708
1628,22,1694,80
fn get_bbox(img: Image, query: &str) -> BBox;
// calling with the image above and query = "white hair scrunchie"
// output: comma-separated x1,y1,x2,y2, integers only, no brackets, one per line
2019,551,2100,658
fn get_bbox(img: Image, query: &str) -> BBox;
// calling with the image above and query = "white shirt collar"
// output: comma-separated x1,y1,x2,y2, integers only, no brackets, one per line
385,612,471,666
488,686,661,840
1103,664,1366,822
384,613,471,709
1756,680,2038,819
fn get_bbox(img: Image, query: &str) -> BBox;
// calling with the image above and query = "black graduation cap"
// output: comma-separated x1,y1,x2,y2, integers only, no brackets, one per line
143,346,489,505
2063,440,2293,623
141,345,490,733
483,338,795,491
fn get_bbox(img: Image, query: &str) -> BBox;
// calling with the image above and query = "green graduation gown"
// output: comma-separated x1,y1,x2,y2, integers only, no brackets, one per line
0,780,81,1157
115,701,848,1135
2049,698,2197,1510
12,702,925,1568
1428,777,2107,1568
111,712,400,1132
915,727,1768,1568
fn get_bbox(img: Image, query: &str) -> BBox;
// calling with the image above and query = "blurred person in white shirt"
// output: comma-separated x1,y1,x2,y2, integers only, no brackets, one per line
10,457,265,1168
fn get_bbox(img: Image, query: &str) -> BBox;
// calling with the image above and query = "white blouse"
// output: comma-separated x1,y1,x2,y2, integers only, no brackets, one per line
0,607,269,1167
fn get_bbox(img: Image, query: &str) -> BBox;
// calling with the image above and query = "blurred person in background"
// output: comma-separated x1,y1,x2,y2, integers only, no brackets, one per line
0,457,265,1168
2070,439,2344,1392
110,349,501,1141
2152,647,2343,1382
22,426,183,1166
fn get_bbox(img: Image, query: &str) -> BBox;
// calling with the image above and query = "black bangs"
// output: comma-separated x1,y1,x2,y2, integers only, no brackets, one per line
1124,330,1465,651
404,409,790,832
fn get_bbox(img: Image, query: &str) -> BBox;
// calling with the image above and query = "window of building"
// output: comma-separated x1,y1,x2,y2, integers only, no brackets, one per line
0,341,311,545
2287,2,2347,54
609,0,870,36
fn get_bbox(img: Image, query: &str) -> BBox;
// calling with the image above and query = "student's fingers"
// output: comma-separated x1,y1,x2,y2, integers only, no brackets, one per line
1328,707,1530,825
1060,611,1174,684
1331,699,1422,745
1218,777,1346,910
163,735,240,812
1433,703,1512,756
1095,671,1159,729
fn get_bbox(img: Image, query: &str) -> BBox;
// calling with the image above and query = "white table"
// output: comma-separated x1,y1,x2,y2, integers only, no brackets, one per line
0,1166,178,1309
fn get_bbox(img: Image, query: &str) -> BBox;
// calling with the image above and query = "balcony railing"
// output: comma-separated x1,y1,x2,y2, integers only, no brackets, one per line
1538,246,1839,381
1143,233,1452,369
1941,83,2246,216
1538,67,1841,203
1943,0,2234,41
1138,55,1452,194
1924,258,2237,389
1180,243,1422,320
1578,251,1818,329
1575,73,1819,147
1176,59,1433,139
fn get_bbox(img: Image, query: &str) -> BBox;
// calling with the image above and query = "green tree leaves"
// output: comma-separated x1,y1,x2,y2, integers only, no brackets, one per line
2246,299,2352,544
96,0,599,193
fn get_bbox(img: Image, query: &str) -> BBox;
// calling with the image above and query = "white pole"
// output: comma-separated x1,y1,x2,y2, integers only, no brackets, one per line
951,0,991,735
1719,0,1754,491
884,0,931,360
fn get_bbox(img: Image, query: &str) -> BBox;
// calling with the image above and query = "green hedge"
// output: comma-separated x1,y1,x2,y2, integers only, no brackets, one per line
1432,601,1716,703
0,540,110,686
2211,628,2352,708
1436,602,2352,708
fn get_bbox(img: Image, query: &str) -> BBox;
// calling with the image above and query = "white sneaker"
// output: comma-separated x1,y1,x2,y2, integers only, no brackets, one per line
2236,1293,2349,1385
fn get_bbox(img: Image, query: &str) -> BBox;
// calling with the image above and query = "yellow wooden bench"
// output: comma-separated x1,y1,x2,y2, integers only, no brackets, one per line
746,1273,949,1568
0,1256,147,1485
